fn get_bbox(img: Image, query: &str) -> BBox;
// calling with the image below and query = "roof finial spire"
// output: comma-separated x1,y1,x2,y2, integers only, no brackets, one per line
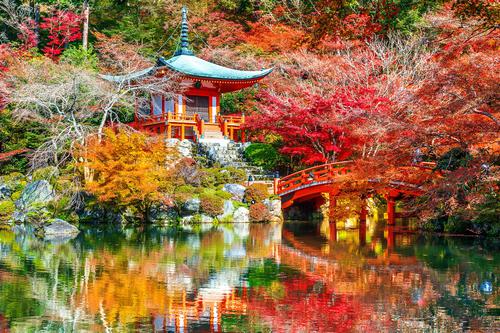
175,6,194,56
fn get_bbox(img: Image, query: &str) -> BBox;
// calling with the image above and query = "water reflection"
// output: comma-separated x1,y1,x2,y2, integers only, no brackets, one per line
0,221,497,332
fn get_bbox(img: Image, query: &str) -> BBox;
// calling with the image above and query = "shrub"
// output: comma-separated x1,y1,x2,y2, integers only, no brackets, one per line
244,183,269,204
0,200,15,222
60,45,99,71
199,193,224,217
174,158,201,186
472,192,500,237
215,189,232,200
444,214,469,234
200,167,247,188
244,143,281,171
249,203,271,222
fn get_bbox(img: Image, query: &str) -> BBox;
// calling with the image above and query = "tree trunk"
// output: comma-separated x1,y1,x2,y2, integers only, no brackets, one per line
82,0,90,51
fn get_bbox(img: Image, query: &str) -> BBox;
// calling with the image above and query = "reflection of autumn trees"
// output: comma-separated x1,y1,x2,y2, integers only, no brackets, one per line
74,224,280,330
0,224,496,332
248,277,359,333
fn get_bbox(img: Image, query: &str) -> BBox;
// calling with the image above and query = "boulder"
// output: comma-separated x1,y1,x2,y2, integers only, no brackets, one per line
200,214,214,223
149,204,179,223
42,219,79,238
0,183,12,200
222,184,246,201
263,199,283,221
166,138,193,157
15,180,54,211
178,139,194,157
232,207,250,223
182,198,200,215
200,215,214,232
181,215,195,224
217,200,235,220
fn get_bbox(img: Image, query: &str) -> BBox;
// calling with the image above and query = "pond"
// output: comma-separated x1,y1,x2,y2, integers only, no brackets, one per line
0,220,498,332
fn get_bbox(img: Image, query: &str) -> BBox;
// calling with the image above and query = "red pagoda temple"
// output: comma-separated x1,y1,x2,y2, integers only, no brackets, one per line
103,7,272,143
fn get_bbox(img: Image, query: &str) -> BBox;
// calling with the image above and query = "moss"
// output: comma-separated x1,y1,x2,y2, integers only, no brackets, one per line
32,166,59,184
10,190,22,201
176,184,196,194
1,172,26,193
219,214,234,223
0,200,15,222
190,214,202,224
200,167,247,188
215,189,232,200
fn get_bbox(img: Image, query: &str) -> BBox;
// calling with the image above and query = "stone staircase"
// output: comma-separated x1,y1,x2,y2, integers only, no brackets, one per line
201,124,225,140
197,141,273,181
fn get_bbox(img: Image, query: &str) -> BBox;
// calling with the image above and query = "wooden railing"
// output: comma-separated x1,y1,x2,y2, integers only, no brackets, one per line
167,113,196,123
276,161,439,196
217,114,245,140
136,112,197,126
219,114,244,125
277,161,354,195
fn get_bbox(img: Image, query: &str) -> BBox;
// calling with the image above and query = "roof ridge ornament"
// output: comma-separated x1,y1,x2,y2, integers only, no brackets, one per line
174,6,194,56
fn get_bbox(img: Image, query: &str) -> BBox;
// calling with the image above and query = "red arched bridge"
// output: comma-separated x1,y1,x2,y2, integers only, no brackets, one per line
273,160,438,225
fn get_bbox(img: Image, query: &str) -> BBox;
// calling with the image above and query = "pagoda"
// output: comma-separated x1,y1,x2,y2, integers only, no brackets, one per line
103,7,272,142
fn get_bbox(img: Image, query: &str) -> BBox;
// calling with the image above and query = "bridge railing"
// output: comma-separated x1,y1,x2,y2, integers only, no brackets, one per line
277,161,354,195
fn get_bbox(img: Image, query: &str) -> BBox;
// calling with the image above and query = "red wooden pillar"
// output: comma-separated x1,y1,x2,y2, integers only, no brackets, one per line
359,219,366,246
329,191,337,242
329,220,337,242
360,201,367,224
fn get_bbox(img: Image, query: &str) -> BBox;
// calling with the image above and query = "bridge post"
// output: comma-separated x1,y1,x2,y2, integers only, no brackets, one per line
329,220,337,242
273,177,279,195
328,190,338,220
387,196,396,226
359,198,367,245
359,220,366,246
328,190,338,242
386,226,395,251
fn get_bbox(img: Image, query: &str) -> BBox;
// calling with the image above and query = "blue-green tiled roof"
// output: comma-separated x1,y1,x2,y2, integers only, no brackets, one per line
158,55,273,81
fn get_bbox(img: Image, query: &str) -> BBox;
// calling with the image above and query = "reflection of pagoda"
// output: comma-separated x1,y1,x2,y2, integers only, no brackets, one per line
104,7,272,143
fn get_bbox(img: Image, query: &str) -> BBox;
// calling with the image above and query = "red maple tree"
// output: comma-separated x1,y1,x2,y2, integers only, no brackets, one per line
39,10,82,59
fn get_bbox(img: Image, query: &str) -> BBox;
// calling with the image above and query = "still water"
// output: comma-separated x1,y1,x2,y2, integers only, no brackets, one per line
0,220,498,332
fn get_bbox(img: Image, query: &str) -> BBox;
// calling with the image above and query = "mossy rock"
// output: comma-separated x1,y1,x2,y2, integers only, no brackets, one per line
0,200,15,222
10,190,22,201
32,166,59,184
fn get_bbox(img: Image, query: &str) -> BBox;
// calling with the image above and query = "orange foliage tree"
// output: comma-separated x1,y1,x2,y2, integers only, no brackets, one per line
78,128,179,221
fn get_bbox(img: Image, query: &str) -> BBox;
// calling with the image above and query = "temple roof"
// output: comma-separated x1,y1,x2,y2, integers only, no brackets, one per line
101,6,272,85
157,55,273,81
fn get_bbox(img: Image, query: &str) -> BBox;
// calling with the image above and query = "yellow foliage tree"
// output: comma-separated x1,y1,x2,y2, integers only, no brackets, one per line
79,128,178,220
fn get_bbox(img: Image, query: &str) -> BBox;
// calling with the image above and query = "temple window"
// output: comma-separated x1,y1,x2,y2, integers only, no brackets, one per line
152,94,163,116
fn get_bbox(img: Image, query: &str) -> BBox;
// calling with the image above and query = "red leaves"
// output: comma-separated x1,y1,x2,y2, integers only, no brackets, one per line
247,86,391,165
17,19,38,50
39,10,82,59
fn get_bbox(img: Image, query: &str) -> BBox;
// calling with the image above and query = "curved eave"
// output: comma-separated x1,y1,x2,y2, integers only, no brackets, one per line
99,66,156,84
158,55,273,82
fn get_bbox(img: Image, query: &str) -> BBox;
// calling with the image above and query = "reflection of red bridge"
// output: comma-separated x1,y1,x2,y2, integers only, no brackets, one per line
276,161,438,225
